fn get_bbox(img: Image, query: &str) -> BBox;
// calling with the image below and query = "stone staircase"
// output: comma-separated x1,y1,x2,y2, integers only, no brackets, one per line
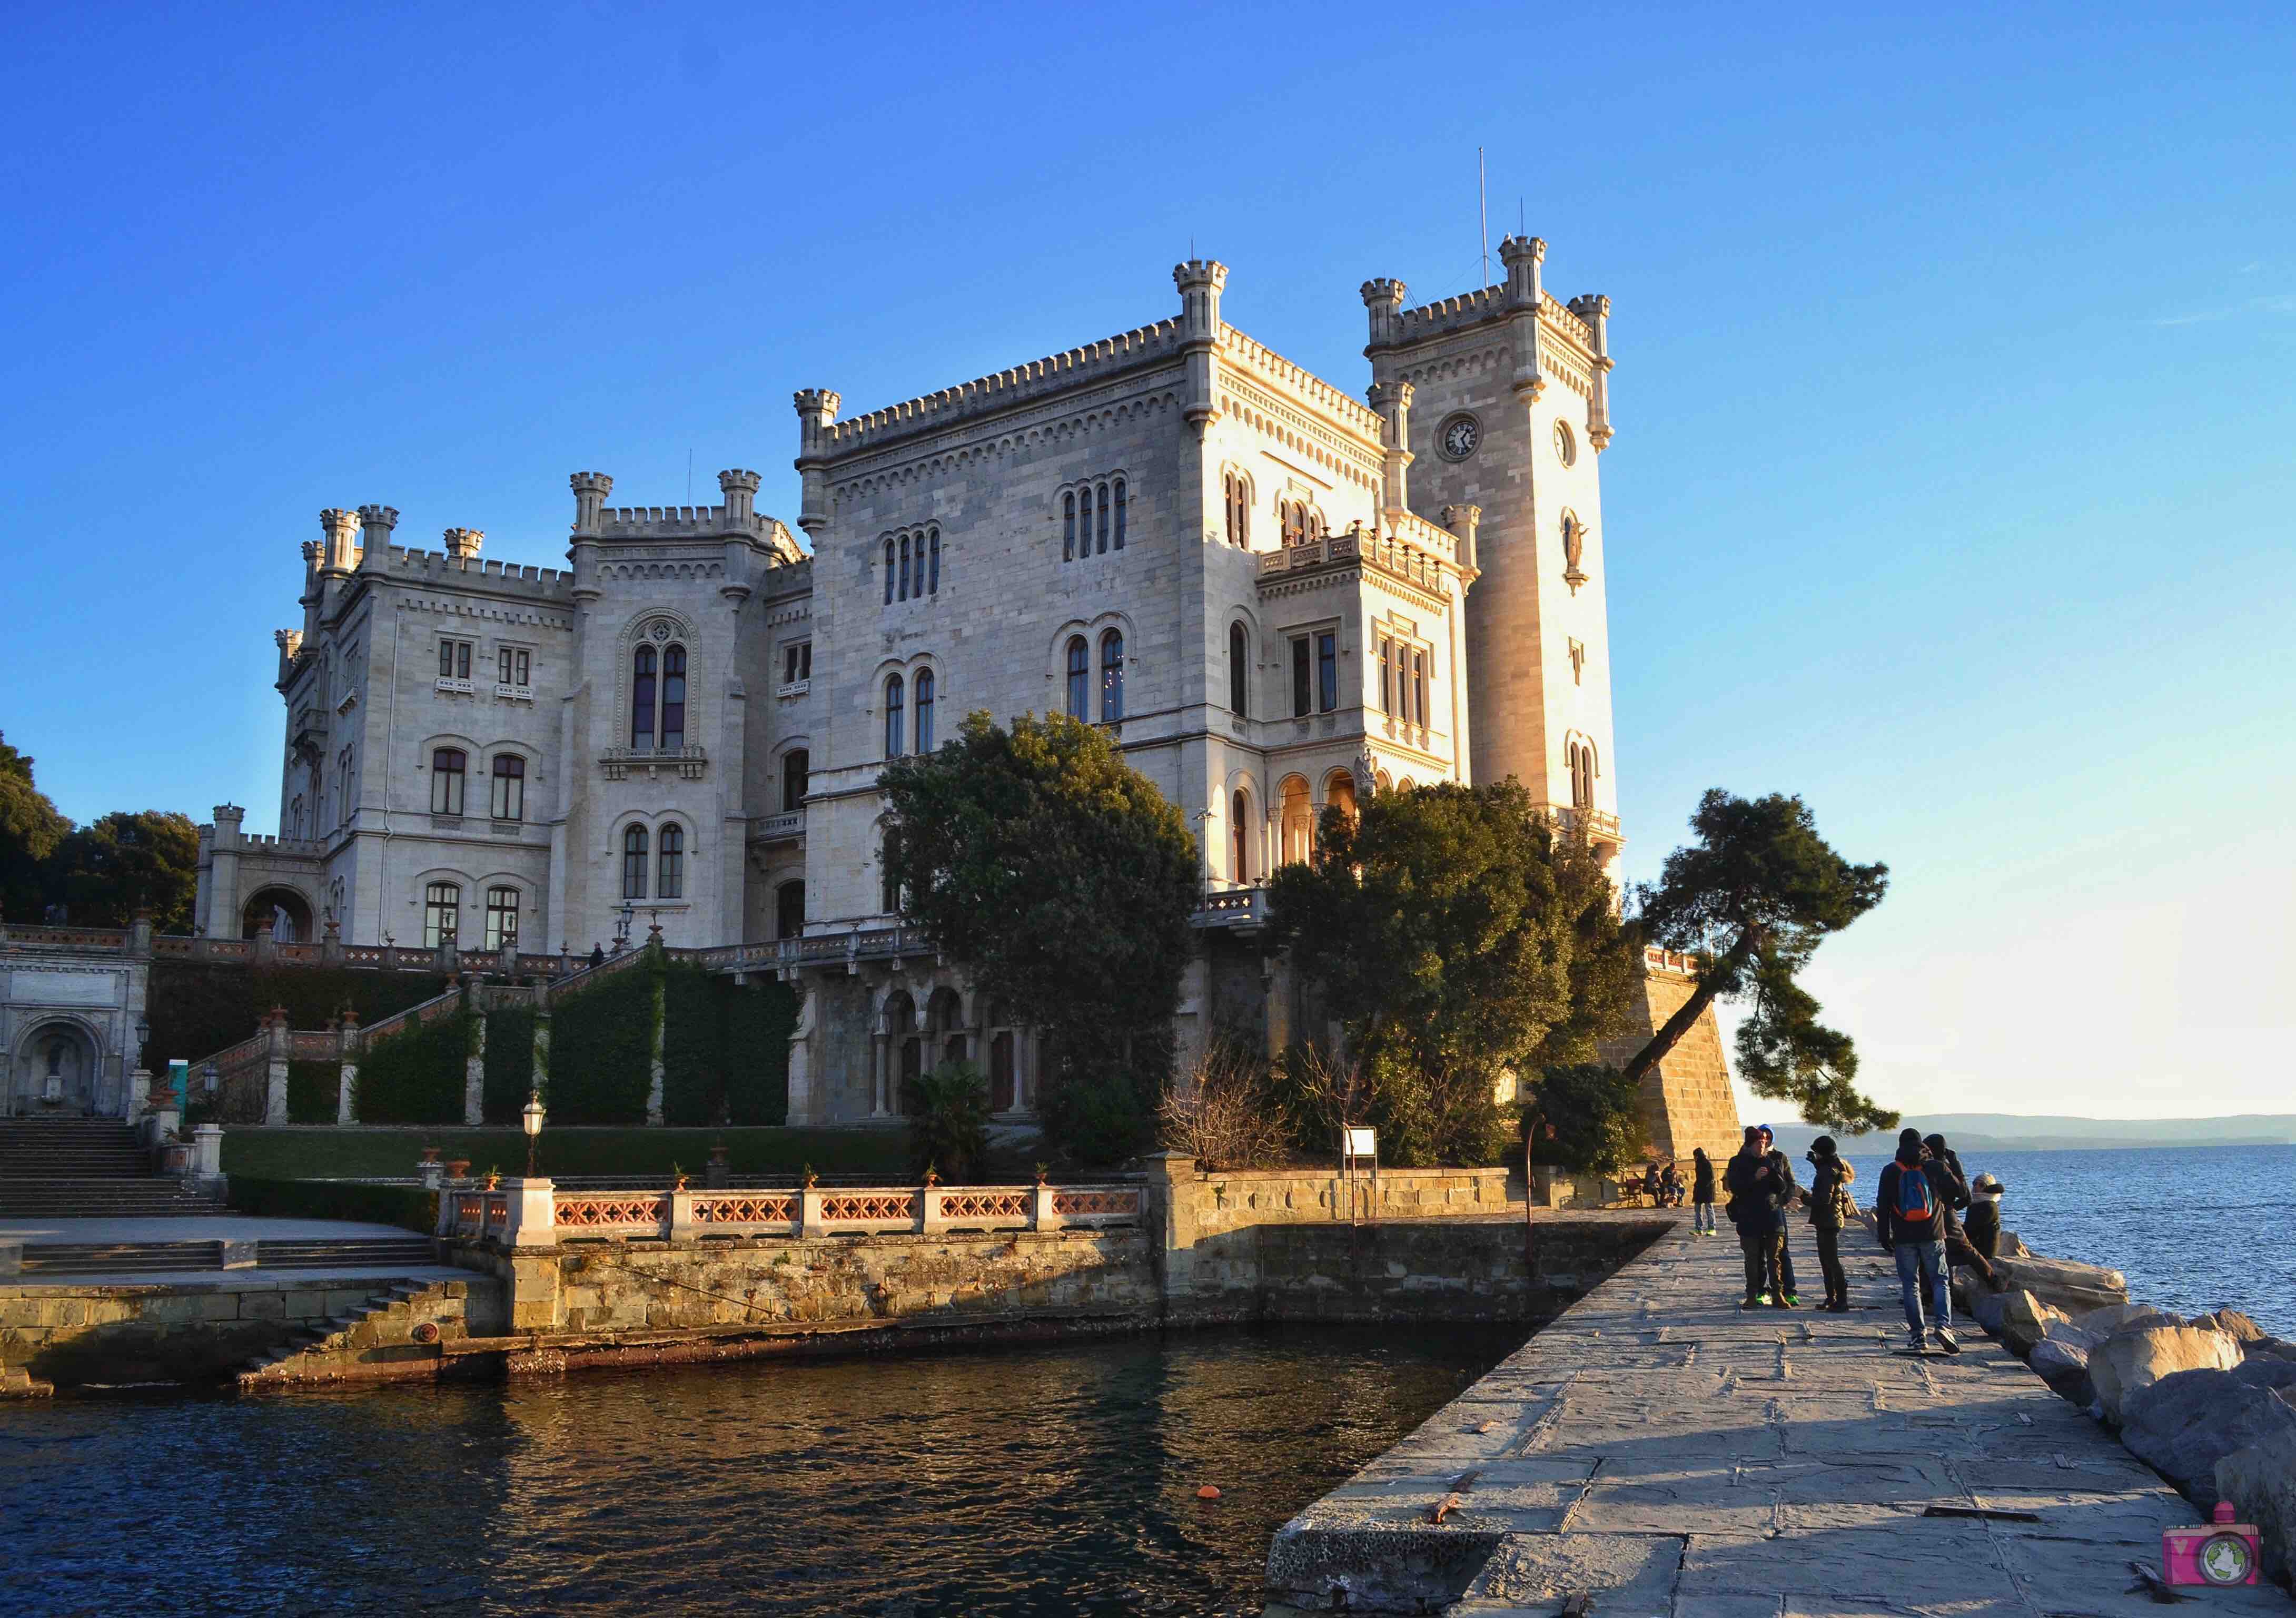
236,1275,473,1390
0,1119,224,1217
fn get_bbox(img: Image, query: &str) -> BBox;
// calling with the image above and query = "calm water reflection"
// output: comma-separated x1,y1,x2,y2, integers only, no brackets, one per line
0,1324,1519,1616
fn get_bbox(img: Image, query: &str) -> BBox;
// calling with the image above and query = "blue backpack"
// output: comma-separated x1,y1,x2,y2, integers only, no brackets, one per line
1895,1162,1936,1227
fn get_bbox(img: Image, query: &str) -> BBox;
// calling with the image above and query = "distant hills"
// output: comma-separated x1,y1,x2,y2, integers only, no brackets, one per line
1756,1113,2296,1155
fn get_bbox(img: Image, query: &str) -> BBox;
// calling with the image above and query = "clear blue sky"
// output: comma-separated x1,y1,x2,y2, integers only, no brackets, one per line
4,4,2290,1119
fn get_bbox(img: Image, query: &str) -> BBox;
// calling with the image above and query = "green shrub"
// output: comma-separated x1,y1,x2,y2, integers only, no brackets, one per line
723,978,796,1126
355,1006,473,1125
661,961,721,1126
1040,1056,1160,1168
547,954,657,1123
147,961,451,1066
226,1176,439,1236
221,1126,911,1181
482,1005,535,1124
906,1061,993,1182
284,1059,340,1124
1528,1062,1646,1174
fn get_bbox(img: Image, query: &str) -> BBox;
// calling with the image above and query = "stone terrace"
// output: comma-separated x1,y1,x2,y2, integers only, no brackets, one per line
1268,1218,2295,1616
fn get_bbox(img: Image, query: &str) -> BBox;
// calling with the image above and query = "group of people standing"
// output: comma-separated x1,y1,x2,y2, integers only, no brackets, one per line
1690,1125,2006,1355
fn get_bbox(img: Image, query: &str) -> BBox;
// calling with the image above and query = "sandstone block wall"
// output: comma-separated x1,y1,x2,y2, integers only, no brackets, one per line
1596,963,1744,1168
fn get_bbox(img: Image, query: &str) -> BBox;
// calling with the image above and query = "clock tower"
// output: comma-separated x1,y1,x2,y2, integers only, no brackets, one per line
1361,235,1619,879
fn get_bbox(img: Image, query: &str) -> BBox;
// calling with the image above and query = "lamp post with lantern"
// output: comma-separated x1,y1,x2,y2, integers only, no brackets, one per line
522,1089,547,1179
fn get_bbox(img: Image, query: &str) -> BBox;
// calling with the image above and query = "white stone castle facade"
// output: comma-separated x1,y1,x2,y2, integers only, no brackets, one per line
194,242,1632,1125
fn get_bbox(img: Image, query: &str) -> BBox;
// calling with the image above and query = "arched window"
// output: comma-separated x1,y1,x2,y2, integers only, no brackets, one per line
1062,493,1076,562
1280,776,1313,866
631,646,657,748
781,748,809,814
898,534,911,601
660,646,686,750
1568,739,1597,810
1112,479,1126,550
430,748,466,816
622,825,649,900
884,674,905,759
1095,482,1110,554
1099,630,1124,721
884,538,896,604
1228,622,1249,714
915,668,936,753
1325,771,1359,828
424,881,460,947
658,823,685,899
490,754,524,821
927,527,941,594
484,886,520,951
1065,636,1088,718
775,879,805,940
1230,788,1251,883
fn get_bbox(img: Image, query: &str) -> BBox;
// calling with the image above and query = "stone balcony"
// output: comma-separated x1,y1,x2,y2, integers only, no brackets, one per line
601,744,707,782
751,809,805,844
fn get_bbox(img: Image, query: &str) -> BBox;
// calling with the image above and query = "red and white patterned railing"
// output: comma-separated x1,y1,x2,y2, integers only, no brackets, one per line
437,1181,1145,1245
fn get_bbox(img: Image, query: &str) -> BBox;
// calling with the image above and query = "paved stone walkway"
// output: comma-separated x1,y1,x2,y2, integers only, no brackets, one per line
1269,1216,2294,1617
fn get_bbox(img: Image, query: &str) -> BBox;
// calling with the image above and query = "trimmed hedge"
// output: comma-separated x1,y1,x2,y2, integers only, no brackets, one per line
226,1176,440,1236
660,965,797,1126
285,1059,340,1124
724,977,797,1126
149,960,451,1067
547,956,657,1123
221,1126,911,1182
661,962,719,1126
481,1005,535,1124
356,1008,473,1125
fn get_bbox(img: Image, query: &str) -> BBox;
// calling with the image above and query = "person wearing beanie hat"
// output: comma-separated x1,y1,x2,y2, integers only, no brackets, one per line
1964,1172,2005,1266
1805,1134,1857,1311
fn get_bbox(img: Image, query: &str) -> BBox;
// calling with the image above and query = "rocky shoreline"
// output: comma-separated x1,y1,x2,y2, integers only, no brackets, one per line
1954,1233,2296,1588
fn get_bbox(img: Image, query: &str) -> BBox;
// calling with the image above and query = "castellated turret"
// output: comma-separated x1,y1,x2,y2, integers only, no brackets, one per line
355,505,398,573
569,471,614,534
442,527,483,566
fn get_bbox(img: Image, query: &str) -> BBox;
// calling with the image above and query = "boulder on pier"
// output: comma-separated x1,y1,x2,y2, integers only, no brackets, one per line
2117,1360,2296,1505
2217,1427,2296,1584
2090,1324,2242,1425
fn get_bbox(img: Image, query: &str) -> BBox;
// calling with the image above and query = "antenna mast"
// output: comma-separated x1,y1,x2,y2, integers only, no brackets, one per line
1478,146,1489,287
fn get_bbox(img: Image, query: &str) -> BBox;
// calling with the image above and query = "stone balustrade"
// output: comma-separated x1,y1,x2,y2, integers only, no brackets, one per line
439,1179,1143,1247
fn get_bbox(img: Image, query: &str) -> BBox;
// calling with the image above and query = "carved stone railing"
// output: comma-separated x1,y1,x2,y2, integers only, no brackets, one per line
1192,887,1269,929
441,1180,1144,1245
600,744,707,782
752,810,805,842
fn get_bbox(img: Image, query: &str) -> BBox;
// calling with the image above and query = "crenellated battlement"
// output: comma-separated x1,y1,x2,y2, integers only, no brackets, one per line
592,504,784,539
819,318,1186,459
383,546,574,595
1217,325,1386,440
1381,281,1595,357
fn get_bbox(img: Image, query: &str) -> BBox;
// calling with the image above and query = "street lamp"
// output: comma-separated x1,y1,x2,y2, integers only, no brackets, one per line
521,1089,547,1179
202,1062,218,1096
134,1017,150,1068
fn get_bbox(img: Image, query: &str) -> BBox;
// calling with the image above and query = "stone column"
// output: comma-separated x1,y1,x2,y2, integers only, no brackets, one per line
531,981,552,1094
783,981,815,1124
1030,1182,1061,1232
869,1033,889,1118
645,955,666,1126
1142,1152,1200,1310
336,1010,360,1126
503,1177,557,1248
667,1187,697,1241
191,1122,224,1186
263,1007,290,1126
918,1186,946,1235
464,997,487,1127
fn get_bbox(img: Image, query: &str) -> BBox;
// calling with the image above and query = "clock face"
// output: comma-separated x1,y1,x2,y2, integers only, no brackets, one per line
1553,420,1576,466
1438,413,1480,461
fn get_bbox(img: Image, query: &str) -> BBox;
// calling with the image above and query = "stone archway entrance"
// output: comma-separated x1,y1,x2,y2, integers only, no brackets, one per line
242,887,314,943
9,1019,102,1117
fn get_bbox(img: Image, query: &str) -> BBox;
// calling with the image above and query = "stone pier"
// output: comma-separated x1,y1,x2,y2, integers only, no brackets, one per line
1267,1219,2296,1615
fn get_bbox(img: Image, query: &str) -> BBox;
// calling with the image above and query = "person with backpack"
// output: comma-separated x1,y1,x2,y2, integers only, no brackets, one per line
1875,1128,1958,1353
1804,1136,1857,1312
1726,1126,1789,1307
1690,1148,1717,1235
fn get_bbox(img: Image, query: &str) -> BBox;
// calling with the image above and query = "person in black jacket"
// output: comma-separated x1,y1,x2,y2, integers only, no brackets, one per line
1964,1173,2004,1262
1691,1148,1718,1235
1923,1131,1995,1289
1805,1136,1857,1312
1875,1128,1958,1354
1756,1126,1802,1304
1725,1126,1789,1307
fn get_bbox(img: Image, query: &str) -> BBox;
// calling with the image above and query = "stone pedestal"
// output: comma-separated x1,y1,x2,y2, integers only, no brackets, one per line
502,1177,557,1248
191,1122,224,1186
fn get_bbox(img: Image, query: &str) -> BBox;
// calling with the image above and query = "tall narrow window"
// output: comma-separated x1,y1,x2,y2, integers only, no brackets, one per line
880,836,900,915
484,886,520,950
884,538,896,604
660,645,686,751
490,754,524,821
1095,483,1110,554
430,748,466,815
622,825,649,900
1112,479,1126,550
782,749,809,813
1378,637,1393,714
776,879,805,940
927,528,941,594
1063,493,1076,562
1291,637,1311,718
1065,636,1088,718
1228,622,1249,714
1317,631,1338,714
658,823,684,899
915,668,936,753
1231,789,1250,883
884,674,905,759
423,882,460,948
1412,649,1428,727
898,535,911,601
1099,630,1124,721
631,646,657,748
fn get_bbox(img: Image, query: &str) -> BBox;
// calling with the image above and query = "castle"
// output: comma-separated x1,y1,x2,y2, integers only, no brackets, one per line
183,243,1739,1158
